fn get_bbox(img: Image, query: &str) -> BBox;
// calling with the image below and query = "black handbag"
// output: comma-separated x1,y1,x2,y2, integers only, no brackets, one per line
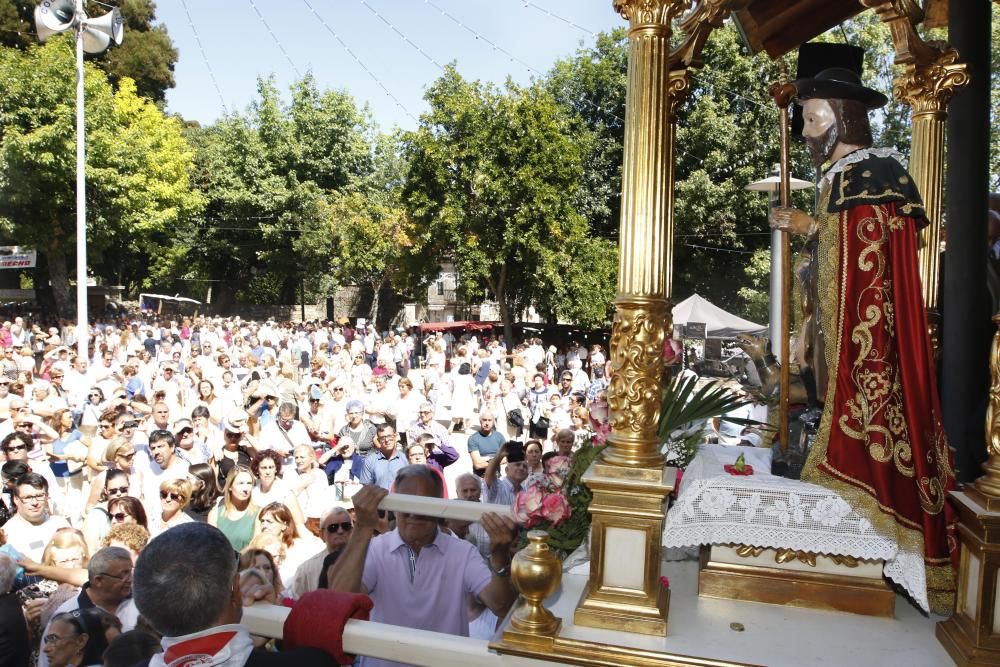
501,395,525,429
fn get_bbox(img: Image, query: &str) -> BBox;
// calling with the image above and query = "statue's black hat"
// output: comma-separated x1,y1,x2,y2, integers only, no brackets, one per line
793,67,888,110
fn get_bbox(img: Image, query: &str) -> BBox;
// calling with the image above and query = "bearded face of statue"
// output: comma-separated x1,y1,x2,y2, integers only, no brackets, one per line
802,98,840,168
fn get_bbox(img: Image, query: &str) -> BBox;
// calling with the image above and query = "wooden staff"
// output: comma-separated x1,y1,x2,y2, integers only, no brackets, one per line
769,64,796,452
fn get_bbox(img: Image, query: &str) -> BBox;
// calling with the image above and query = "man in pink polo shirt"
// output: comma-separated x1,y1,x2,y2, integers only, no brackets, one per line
327,465,517,667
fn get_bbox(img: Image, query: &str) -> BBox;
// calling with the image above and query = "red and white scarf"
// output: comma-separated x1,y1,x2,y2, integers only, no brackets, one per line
150,624,255,667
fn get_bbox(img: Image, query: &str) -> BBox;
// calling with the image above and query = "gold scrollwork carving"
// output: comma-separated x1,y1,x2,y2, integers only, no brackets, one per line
730,544,860,568
774,548,817,567
671,0,751,69
607,299,668,438
732,544,765,558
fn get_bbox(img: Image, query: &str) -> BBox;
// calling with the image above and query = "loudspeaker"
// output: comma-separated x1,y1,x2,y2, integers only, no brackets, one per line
34,0,75,42
81,27,109,54
792,43,865,139
85,8,124,46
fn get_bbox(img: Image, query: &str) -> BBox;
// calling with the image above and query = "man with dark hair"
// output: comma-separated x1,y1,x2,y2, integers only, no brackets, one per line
327,466,516,667
770,67,956,613
143,430,189,511
358,424,406,490
3,472,69,560
133,523,335,667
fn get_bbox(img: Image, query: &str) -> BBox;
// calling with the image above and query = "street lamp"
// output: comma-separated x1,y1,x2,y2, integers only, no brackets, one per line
34,0,123,361
745,164,813,358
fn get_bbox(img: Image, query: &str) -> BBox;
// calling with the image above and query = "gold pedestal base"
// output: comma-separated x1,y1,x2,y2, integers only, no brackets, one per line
935,491,1000,667
938,616,1000,667
575,585,670,636
698,546,895,617
573,464,674,636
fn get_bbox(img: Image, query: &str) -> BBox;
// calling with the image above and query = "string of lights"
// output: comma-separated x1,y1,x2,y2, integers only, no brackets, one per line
683,243,758,255
248,0,302,78
356,0,444,70
179,0,229,116
300,0,418,123
512,0,598,37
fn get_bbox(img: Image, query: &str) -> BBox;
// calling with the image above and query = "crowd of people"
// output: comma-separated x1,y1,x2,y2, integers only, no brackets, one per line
0,312,614,667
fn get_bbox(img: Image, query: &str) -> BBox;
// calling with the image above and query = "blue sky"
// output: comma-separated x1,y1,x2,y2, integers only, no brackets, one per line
154,1,624,131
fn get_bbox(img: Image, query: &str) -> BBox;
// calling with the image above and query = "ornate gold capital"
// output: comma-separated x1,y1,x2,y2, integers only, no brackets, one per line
613,0,688,27
893,46,970,117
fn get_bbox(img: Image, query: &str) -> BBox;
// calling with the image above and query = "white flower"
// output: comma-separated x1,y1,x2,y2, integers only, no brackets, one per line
788,493,805,524
699,489,736,518
738,493,761,522
765,493,804,526
765,500,791,526
810,497,852,528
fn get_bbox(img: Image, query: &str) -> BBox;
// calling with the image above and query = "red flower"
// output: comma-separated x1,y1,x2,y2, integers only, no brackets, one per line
663,338,683,366
659,576,670,589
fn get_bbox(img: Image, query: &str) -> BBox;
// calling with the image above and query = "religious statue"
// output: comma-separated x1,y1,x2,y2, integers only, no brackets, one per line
769,67,957,613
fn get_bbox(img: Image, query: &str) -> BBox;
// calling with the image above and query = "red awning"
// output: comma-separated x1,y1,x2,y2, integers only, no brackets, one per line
418,320,498,333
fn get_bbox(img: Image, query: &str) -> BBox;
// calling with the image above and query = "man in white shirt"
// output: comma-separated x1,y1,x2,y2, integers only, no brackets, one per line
290,506,352,599
259,402,312,474
3,473,70,561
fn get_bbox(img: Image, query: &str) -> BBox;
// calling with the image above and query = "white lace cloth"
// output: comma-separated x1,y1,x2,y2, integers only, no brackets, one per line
663,447,928,612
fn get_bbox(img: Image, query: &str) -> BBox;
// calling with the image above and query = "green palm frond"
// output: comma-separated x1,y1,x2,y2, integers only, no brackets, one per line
658,375,754,440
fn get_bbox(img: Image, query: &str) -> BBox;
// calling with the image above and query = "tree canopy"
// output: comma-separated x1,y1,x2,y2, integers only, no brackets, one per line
0,38,200,315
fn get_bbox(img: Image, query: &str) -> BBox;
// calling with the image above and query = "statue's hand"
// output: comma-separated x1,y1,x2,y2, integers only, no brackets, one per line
769,207,815,236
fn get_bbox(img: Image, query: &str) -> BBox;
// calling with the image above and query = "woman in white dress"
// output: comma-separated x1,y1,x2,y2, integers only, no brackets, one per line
449,362,477,433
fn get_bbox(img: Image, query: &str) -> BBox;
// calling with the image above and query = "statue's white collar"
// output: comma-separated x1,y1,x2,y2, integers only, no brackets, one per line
819,147,908,191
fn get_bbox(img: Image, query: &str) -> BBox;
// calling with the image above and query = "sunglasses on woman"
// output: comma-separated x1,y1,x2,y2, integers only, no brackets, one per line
110,512,130,522
160,491,183,502
106,485,129,496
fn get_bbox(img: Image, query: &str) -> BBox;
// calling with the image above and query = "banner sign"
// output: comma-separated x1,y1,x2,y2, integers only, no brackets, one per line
0,246,36,269
682,322,707,339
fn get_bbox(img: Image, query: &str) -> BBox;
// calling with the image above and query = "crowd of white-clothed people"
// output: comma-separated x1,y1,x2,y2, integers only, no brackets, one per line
0,312,614,667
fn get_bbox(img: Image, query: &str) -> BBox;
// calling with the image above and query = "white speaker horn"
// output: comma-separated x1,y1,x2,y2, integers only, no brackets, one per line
81,26,110,54
85,8,124,46
34,0,76,39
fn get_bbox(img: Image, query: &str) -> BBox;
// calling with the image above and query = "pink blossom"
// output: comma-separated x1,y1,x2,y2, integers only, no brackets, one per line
663,338,683,365
513,483,545,528
540,492,572,526
544,456,571,488
591,421,611,445
659,576,670,589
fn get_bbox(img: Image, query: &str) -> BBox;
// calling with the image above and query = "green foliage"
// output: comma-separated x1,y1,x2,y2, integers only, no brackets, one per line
402,66,597,340
657,374,752,442
0,0,178,102
0,39,199,315
181,74,380,311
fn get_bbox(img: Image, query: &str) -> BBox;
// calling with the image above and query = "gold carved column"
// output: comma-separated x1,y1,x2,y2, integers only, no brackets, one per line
864,0,969,310
574,0,689,636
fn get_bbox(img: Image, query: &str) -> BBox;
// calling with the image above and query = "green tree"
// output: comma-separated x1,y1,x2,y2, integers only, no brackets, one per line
403,67,601,341
0,39,200,316
0,0,178,102
181,74,376,312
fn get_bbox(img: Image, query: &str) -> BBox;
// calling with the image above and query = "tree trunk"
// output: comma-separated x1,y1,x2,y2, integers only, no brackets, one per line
47,228,72,320
494,263,513,345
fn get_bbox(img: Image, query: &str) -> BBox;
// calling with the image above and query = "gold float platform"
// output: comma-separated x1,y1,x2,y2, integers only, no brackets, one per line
698,545,896,618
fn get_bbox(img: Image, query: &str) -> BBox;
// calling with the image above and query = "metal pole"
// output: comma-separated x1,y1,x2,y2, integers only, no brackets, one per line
770,66,795,453
768,190,782,360
74,0,88,363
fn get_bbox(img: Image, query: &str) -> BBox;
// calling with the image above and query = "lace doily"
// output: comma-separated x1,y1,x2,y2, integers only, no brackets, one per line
663,449,928,612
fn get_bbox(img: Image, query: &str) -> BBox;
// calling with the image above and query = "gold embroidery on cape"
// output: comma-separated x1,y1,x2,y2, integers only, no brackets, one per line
835,207,915,479
800,185,955,614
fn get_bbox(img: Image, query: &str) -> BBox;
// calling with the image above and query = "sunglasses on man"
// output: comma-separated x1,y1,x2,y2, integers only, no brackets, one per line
325,521,352,533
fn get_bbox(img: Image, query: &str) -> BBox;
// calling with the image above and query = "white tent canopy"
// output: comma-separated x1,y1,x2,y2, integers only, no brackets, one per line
672,294,766,339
